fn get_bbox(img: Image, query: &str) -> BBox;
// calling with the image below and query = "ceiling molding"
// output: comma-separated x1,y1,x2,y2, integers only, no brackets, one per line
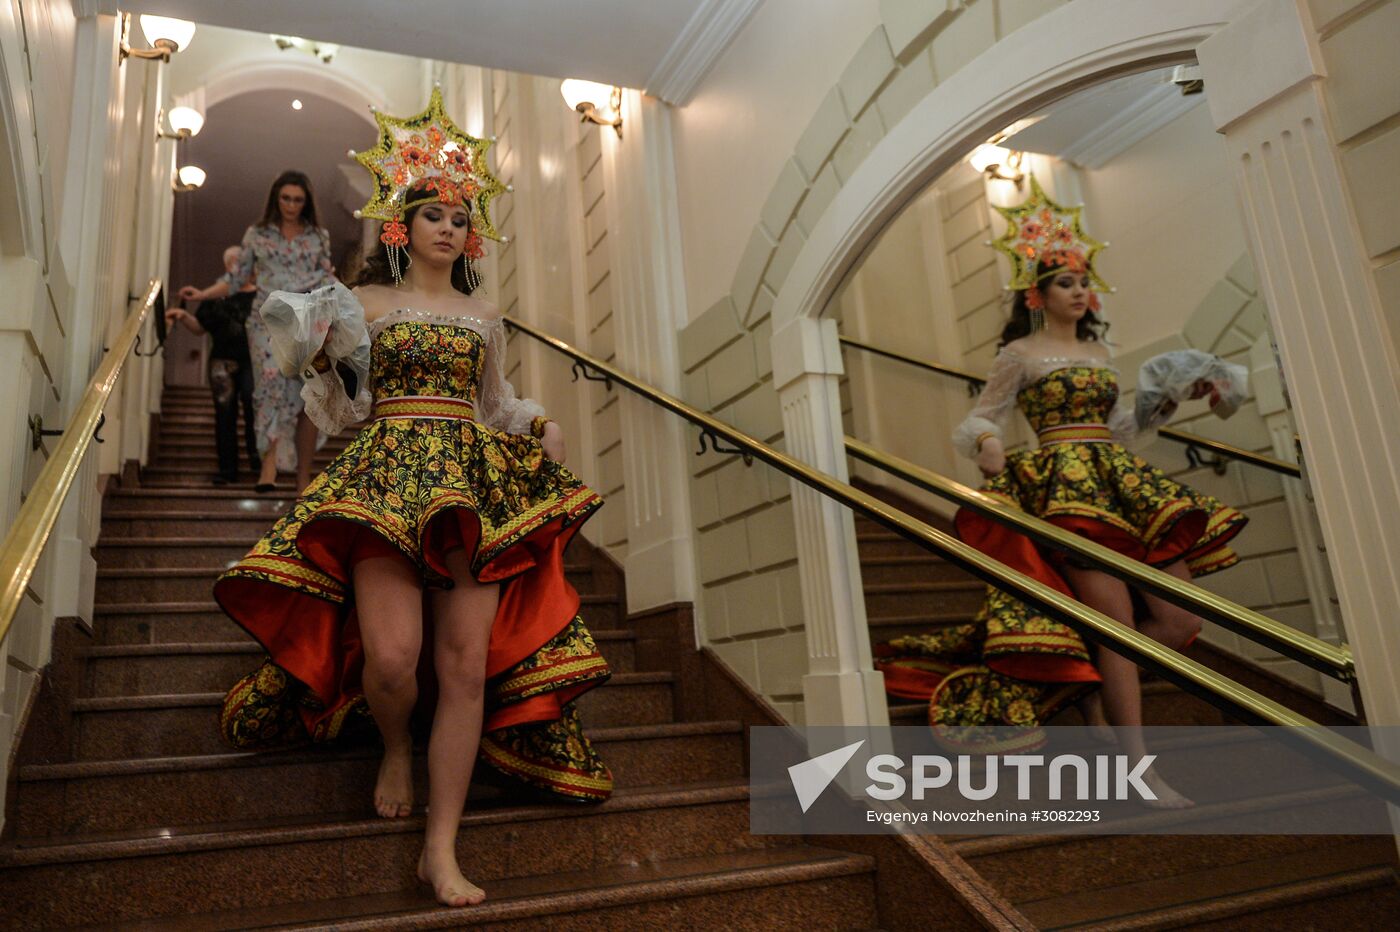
645,0,761,105
1057,83,1204,169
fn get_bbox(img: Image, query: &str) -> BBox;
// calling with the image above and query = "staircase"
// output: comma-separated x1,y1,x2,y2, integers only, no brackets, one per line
852,500,1400,930
0,384,880,929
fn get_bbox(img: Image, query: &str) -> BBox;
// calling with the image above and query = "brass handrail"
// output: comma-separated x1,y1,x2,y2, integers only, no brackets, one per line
1157,426,1302,478
839,336,1304,477
0,280,162,647
838,334,985,387
505,318,1400,803
845,437,1351,680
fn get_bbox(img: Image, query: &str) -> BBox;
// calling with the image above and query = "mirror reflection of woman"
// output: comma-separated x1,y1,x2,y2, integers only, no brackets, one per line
180,170,334,492
878,180,1247,808
213,98,612,911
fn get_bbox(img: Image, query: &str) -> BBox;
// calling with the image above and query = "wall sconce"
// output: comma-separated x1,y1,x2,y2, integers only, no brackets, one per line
560,80,623,138
968,144,1025,187
120,13,196,63
173,165,207,192
158,106,205,140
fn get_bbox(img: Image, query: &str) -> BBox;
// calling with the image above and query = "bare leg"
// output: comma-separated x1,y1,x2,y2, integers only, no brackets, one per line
296,412,318,492
1062,565,1192,808
417,547,496,907
1137,559,1205,652
257,438,279,487
354,551,423,818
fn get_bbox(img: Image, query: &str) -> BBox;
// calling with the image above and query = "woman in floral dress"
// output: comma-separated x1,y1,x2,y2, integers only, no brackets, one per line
181,170,335,491
215,93,611,909
877,180,1246,808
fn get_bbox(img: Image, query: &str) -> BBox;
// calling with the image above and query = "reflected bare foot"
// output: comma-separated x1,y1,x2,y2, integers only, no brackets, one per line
374,745,413,818
1139,767,1194,810
418,849,485,907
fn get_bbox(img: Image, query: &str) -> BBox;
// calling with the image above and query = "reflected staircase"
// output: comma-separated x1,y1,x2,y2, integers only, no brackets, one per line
851,488,1400,929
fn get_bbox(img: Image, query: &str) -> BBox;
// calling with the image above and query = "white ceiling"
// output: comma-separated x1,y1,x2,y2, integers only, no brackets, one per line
1002,67,1206,169
119,0,762,103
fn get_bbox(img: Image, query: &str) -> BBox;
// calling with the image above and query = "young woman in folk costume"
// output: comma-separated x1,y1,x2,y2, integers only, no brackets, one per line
215,90,611,907
877,178,1247,808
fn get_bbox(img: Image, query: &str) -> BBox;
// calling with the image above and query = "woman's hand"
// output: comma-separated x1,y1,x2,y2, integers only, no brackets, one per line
164,307,186,326
540,420,567,464
1189,378,1224,407
178,285,203,304
975,436,1006,478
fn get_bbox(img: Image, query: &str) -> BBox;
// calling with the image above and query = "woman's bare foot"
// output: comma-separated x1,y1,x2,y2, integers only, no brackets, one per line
418,849,485,907
1139,766,1194,810
374,745,414,818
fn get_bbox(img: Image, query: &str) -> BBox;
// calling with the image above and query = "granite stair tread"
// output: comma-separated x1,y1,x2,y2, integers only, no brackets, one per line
1013,836,1397,930
0,780,754,865
92,844,874,932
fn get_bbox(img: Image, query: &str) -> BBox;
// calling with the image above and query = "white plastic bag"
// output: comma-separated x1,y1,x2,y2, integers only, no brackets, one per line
259,282,372,434
1135,349,1248,427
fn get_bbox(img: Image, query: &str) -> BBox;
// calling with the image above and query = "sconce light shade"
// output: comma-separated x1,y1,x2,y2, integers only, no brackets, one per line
138,15,196,53
560,80,614,113
167,106,205,138
968,144,1012,174
175,165,207,191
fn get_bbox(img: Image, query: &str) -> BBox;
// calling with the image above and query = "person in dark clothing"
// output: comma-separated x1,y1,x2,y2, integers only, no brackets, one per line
166,246,262,485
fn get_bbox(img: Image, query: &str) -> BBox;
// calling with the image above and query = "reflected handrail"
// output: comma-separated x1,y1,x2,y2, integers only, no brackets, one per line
0,280,162,648
1157,426,1302,478
845,437,1350,680
839,336,1304,476
504,317,1399,804
838,334,985,388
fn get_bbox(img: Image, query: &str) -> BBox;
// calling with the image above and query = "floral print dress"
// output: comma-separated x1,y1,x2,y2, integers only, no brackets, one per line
877,347,1247,746
215,298,612,801
228,224,337,472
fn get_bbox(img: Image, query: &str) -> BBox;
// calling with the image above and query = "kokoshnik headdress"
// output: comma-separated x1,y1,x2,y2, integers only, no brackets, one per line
349,86,509,289
990,175,1110,329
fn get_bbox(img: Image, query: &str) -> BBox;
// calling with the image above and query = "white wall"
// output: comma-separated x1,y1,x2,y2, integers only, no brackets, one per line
1082,103,1247,353
671,0,883,322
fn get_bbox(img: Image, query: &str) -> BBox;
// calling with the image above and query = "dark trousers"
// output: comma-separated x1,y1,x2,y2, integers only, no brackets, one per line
210,359,259,480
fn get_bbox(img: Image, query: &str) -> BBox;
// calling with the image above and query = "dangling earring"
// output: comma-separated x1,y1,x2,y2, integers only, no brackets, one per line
1026,286,1045,333
462,253,481,293
380,220,410,287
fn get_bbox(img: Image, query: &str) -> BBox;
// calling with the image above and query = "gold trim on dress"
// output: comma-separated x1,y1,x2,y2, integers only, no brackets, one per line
374,395,477,420
1037,423,1112,444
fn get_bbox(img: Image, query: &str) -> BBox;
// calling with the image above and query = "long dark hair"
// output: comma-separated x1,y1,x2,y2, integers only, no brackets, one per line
351,183,479,294
258,170,320,228
998,260,1109,348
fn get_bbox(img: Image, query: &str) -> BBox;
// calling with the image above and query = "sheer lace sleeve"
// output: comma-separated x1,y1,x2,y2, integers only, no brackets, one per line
1108,394,1152,444
260,284,372,435
951,349,1026,458
477,319,546,434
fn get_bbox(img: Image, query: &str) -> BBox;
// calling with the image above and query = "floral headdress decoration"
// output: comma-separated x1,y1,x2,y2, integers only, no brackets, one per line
349,86,509,288
990,175,1110,322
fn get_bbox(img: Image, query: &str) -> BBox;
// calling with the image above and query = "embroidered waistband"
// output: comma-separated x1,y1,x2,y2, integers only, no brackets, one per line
374,395,476,421
1037,423,1112,444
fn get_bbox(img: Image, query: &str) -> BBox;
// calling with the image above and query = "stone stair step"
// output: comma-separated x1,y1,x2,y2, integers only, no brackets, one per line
886,679,1225,727
862,580,985,616
79,630,636,697
71,673,673,759
0,782,786,928
858,554,965,585
96,603,260,645
102,509,298,536
866,610,977,643
857,530,951,561
108,845,875,931
104,488,297,513
14,720,744,837
1011,835,1396,930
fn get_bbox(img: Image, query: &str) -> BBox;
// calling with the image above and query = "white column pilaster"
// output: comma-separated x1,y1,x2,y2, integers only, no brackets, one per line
1199,0,1400,729
598,92,698,613
773,315,887,727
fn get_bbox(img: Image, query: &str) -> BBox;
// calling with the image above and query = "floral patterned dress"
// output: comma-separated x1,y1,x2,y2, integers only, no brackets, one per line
228,224,336,472
876,348,1247,747
215,301,612,801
